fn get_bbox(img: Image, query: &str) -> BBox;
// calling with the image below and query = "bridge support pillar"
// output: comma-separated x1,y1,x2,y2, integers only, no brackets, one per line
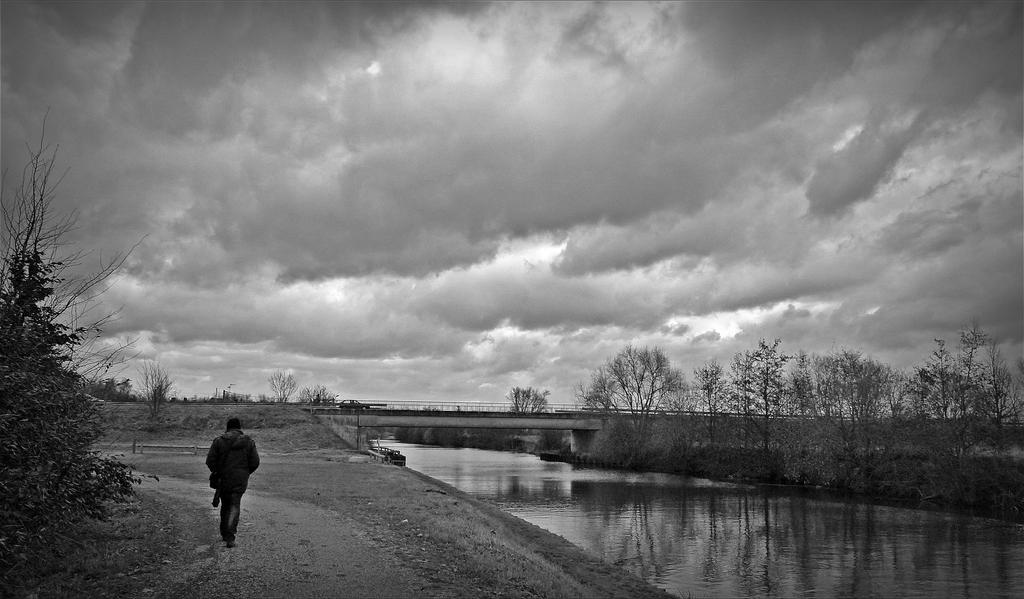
314,414,363,450
570,429,597,456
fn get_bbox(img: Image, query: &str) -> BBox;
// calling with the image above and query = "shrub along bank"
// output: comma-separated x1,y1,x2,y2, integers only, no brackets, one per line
2,139,137,588
586,415,1024,516
567,330,1024,518
392,411,1024,515
391,414,1024,516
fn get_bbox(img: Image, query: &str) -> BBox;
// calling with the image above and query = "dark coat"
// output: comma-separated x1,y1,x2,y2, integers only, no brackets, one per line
206,429,260,494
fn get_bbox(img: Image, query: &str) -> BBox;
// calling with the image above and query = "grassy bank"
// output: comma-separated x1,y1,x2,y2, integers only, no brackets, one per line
3,486,204,598
96,401,352,451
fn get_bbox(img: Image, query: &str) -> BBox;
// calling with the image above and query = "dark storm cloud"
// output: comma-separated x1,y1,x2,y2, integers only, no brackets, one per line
676,1,925,135
556,4,635,72
2,1,1020,401
4,0,505,281
117,1,491,136
806,114,924,218
12,0,1014,284
877,200,982,258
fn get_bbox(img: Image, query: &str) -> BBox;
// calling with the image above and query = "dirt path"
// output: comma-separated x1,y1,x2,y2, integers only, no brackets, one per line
119,448,673,599
93,406,672,598
140,474,430,598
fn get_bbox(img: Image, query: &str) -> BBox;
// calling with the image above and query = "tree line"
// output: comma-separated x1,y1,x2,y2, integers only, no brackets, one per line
573,332,1024,513
84,367,341,417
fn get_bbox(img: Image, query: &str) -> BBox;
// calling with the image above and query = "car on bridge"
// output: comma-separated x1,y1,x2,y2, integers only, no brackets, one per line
337,399,371,409
336,399,387,410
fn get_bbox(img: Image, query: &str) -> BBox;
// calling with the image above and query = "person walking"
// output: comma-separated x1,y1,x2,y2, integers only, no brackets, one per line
206,417,260,548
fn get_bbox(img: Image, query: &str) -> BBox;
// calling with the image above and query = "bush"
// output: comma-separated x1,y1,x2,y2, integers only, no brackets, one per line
1,132,138,579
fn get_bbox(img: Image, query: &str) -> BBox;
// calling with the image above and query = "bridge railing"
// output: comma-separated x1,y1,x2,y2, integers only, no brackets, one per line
315,400,583,413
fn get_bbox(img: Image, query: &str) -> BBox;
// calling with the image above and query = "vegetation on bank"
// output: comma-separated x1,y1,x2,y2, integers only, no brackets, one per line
404,333,1024,516
86,369,344,408
98,402,352,451
4,491,190,599
1,133,139,589
575,334,1024,514
594,413,1024,512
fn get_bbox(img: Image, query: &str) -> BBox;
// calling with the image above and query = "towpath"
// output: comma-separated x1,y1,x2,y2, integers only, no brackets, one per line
139,473,430,598
119,449,672,599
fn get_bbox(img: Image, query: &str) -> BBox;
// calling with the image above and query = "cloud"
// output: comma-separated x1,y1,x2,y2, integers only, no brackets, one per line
803,2,1021,218
692,331,720,344
103,275,473,361
2,1,1020,401
805,113,924,218
877,200,981,258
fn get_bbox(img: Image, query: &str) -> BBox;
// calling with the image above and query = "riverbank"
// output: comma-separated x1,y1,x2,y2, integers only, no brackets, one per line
392,442,1024,598
404,417,1024,519
12,445,673,598
140,448,675,597
8,403,672,598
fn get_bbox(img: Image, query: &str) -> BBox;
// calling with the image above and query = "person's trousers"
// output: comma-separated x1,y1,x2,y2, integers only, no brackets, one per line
219,491,243,542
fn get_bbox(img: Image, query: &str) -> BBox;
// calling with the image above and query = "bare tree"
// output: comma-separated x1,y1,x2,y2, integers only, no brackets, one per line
268,370,297,403
788,351,815,416
138,360,173,417
298,384,335,404
813,349,900,476
730,339,789,458
507,386,549,413
981,340,1024,447
2,119,136,380
814,350,894,422
955,324,988,421
914,338,955,419
727,348,755,448
914,325,991,457
694,359,726,444
575,367,616,411
576,345,684,458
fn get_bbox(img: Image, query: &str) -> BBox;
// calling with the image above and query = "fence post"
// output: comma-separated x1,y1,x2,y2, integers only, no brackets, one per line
132,438,137,454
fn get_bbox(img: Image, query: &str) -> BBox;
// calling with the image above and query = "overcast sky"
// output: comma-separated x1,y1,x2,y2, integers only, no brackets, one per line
3,1,1021,403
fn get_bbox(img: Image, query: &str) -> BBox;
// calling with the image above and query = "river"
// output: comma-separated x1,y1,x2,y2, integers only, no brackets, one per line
382,442,1024,598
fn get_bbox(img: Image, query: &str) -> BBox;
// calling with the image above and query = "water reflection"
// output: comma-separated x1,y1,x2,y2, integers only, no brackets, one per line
389,443,1024,598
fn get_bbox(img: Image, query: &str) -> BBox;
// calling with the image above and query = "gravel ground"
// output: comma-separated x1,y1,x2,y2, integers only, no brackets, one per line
124,448,673,599
140,473,430,598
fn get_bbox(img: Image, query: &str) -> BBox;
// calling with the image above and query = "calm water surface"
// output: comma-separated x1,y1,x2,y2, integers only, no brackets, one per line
384,442,1024,598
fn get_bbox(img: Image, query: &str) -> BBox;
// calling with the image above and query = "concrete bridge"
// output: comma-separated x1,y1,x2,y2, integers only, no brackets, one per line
312,407,606,455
